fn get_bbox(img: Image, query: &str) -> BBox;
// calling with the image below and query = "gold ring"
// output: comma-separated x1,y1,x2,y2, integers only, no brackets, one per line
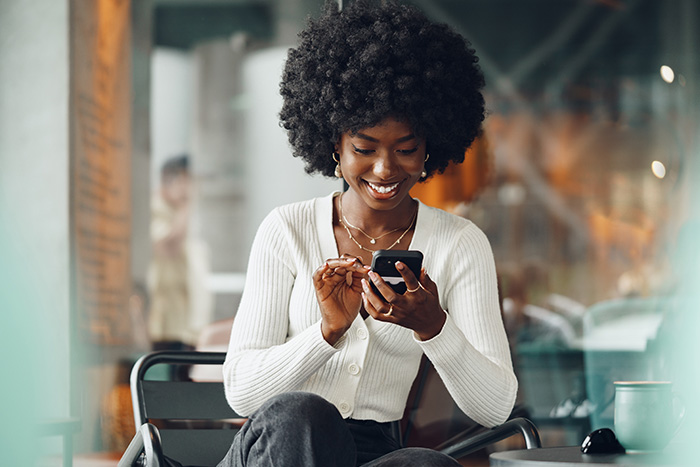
406,285,421,293
385,305,394,316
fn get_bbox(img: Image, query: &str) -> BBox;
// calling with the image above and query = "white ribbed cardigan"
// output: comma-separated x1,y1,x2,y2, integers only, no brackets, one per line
223,192,517,426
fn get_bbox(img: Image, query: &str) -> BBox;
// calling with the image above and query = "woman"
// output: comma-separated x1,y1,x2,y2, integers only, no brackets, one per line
218,1,517,466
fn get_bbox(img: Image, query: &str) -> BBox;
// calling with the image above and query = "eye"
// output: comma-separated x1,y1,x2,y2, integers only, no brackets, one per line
397,147,419,155
352,144,374,155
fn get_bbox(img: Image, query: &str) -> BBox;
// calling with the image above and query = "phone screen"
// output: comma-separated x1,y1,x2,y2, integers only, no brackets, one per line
370,250,423,294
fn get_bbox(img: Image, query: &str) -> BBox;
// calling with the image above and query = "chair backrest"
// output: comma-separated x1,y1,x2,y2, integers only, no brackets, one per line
130,351,244,467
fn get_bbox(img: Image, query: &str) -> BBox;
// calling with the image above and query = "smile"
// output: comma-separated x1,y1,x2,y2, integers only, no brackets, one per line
366,181,399,194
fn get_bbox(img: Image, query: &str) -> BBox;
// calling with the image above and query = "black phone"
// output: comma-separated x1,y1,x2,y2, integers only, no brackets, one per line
370,250,424,295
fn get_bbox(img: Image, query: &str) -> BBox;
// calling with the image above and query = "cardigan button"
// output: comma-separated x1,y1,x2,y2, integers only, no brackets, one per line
348,363,360,375
339,401,352,414
356,328,368,339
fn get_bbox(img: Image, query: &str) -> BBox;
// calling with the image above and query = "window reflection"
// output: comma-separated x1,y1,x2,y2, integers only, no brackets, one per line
147,0,697,452
402,0,697,447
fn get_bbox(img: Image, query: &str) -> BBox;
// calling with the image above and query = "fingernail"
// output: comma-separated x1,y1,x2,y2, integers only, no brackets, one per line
396,261,405,270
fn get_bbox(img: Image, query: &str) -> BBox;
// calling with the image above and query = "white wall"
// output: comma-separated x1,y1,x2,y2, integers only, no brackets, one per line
242,47,342,246
0,0,70,462
150,48,194,191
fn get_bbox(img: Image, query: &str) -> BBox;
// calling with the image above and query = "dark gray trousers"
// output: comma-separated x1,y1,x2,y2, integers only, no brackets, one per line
216,392,460,467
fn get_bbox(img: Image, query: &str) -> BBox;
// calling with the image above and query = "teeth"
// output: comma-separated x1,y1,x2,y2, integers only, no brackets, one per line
367,181,399,194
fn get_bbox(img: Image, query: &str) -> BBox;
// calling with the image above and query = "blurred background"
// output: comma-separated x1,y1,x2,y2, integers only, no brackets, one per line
1,0,699,465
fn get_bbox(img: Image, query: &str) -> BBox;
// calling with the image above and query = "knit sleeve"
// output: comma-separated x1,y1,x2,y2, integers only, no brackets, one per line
417,222,517,427
222,209,339,416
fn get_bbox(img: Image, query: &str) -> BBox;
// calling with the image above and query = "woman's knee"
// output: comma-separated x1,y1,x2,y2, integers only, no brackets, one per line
226,392,354,466
252,391,342,428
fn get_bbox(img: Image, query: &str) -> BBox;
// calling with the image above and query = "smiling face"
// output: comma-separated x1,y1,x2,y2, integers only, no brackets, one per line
337,117,426,213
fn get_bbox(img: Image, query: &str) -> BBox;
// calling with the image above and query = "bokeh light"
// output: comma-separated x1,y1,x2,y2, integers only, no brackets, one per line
651,160,666,179
660,65,675,83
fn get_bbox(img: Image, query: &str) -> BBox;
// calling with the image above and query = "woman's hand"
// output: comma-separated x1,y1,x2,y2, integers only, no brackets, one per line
314,255,370,345
362,262,446,341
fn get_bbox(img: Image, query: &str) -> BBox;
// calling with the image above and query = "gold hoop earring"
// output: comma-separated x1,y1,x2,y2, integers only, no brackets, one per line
332,152,342,178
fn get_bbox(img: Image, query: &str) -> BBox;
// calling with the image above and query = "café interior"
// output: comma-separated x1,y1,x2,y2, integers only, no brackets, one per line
2,0,699,465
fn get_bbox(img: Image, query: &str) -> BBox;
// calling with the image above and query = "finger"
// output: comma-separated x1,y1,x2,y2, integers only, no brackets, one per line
324,270,336,280
362,290,395,321
362,277,396,318
348,269,368,293
367,271,399,304
419,268,439,296
313,263,339,299
316,258,368,290
361,291,376,315
395,261,421,293
340,254,366,267
326,257,366,271
315,262,352,287
326,264,366,280
322,265,368,293
313,262,331,283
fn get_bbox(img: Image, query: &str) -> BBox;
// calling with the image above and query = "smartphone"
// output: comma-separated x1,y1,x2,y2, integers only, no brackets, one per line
370,250,424,295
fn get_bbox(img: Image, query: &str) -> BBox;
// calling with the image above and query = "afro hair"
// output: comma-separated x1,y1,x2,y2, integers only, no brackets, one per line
279,0,486,179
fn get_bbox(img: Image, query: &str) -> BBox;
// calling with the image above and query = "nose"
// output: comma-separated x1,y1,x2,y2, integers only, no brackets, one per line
373,152,398,179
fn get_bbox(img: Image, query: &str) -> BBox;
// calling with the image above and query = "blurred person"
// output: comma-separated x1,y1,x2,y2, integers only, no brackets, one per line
147,154,212,360
214,2,517,466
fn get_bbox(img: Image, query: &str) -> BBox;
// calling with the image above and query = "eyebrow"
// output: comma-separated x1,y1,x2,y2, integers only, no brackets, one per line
354,132,416,143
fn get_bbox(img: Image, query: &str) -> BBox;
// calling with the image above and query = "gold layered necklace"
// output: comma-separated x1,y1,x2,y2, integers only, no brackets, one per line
337,193,417,253
341,209,405,245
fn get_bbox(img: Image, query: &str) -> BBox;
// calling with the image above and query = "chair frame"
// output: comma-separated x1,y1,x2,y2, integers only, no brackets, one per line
119,350,541,466
119,351,242,467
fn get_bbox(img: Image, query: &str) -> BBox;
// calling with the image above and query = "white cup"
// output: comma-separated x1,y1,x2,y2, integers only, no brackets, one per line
614,381,684,452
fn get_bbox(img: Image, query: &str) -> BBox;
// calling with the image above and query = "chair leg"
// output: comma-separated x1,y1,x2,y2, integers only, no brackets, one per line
118,423,164,467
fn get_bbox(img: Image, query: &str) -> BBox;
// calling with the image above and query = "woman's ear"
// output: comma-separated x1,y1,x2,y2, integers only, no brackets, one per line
334,133,345,153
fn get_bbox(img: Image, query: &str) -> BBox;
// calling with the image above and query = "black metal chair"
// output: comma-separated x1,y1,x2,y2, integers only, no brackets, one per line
119,351,541,467
119,351,245,467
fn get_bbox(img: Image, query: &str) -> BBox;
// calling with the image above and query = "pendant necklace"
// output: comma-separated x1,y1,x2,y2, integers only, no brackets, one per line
341,209,404,245
337,193,417,253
